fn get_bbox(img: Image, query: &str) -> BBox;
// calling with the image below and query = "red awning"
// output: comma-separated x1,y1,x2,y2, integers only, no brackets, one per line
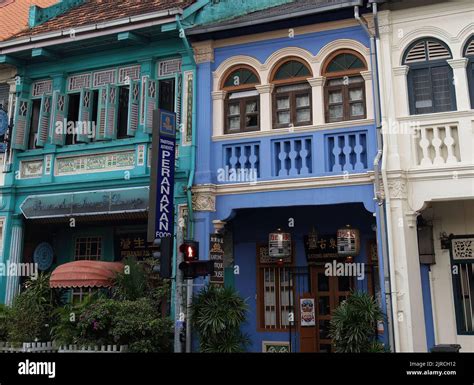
49,261,124,288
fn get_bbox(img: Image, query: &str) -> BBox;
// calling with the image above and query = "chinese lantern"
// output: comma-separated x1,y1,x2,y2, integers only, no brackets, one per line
269,228,291,258
337,225,360,257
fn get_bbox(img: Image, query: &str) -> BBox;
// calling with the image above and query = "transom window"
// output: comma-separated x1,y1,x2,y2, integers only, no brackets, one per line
222,65,260,134
74,236,102,261
403,38,456,115
323,50,367,123
464,36,474,109
271,58,312,128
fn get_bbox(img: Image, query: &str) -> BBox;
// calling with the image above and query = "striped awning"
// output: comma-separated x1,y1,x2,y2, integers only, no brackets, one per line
50,260,124,288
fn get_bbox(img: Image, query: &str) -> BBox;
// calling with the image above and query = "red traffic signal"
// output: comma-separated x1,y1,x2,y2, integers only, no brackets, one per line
179,240,199,262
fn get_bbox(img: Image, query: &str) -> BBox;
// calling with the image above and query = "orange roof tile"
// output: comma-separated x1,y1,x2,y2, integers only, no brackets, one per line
0,0,59,41
11,0,194,40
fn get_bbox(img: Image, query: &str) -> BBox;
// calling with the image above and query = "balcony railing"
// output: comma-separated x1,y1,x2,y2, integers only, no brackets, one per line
216,127,374,183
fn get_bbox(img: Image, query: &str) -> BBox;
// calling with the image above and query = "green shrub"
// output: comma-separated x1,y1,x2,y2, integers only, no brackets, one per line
192,285,249,353
6,274,55,343
329,291,386,353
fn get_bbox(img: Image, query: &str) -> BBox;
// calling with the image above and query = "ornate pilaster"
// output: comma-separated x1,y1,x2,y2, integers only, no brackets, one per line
360,70,374,120
211,90,227,136
193,40,214,64
255,84,274,132
192,185,216,212
5,217,24,305
447,58,470,111
307,77,325,126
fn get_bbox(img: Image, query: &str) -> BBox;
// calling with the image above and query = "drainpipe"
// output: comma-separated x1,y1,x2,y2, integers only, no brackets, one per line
176,16,197,354
355,3,396,352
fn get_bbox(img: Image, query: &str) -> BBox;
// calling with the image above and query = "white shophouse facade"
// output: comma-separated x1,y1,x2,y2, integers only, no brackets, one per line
377,0,474,352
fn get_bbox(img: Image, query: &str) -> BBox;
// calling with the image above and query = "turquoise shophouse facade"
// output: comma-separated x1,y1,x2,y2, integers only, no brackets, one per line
0,0,197,304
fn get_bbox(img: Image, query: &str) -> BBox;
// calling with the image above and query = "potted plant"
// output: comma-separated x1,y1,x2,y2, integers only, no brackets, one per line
329,291,386,353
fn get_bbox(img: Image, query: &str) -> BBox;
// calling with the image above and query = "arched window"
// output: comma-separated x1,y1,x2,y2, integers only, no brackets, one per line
271,58,312,128
464,36,474,109
322,50,367,123
403,38,456,115
222,66,260,134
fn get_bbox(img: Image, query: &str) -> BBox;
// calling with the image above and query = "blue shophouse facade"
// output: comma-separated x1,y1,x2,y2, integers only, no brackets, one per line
0,0,197,305
187,0,389,352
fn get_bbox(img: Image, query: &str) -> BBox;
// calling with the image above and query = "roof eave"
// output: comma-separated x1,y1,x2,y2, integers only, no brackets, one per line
187,0,363,35
0,8,184,54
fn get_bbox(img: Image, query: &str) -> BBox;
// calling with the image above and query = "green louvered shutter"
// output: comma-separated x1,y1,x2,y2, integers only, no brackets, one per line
144,78,157,134
76,88,92,143
104,85,118,140
127,80,140,136
50,92,67,146
96,86,107,140
11,98,31,150
36,94,52,147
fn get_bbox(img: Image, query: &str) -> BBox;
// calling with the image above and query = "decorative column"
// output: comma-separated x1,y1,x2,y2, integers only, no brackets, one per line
392,66,410,117
4,217,24,305
447,58,470,111
211,91,226,137
387,179,428,352
308,77,325,126
255,84,274,132
360,70,374,120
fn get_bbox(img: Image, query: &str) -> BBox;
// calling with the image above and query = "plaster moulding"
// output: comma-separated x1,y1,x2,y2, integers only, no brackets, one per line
387,179,408,199
193,40,214,64
191,185,217,212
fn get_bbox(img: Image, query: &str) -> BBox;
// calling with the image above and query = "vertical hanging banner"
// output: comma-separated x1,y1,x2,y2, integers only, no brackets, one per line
147,109,176,242
209,233,224,286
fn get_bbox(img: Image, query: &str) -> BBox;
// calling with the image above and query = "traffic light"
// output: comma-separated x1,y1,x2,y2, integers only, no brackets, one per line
150,236,173,278
178,240,214,279
179,240,199,262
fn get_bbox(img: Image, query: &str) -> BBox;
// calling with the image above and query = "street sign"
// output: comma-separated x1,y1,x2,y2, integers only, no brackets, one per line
148,109,176,242
209,233,224,286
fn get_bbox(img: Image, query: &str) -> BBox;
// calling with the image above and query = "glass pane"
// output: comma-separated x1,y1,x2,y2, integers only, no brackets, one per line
246,114,258,127
296,108,310,122
318,296,330,315
350,102,364,117
329,90,343,104
318,273,329,291
349,88,363,101
274,60,311,80
224,68,258,87
277,111,290,124
319,320,330,339
329,105,343,120
228,103,240,115
245,100,258,113
431,66,453,112
328,78,344,86
296,94,310,107
277,97,290,110
339,276,351,291
413,68,433,114
320,344,332,353
326,53,365,73
228,117,240,130
276,83,311,93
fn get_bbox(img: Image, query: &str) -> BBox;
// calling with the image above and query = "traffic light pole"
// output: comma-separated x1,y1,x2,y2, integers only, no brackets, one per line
185,278,193,353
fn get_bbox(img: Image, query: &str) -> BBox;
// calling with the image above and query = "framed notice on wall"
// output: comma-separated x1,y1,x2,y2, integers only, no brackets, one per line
300,298,316,327
209,233,224,286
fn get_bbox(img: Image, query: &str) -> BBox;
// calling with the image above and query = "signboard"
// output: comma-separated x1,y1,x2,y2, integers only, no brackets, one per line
115,232,152,260
304,234,339,262
269,231,291,258
262,341,290,353
337,227,360,256
300,298,316,327
258,244,291,264
148,109,176,242
209,233,224,286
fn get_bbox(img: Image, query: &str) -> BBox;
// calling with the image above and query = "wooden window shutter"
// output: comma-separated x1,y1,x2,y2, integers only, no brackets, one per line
36,94,51,147
104,85,118,140
50,92,68,146
76,88,92,143
127,80,140,136
144,78,157,134
96,86,107,140
11,98,31,150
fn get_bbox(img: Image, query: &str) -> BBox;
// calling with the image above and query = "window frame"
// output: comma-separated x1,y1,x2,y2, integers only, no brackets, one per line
403,38,457,115
322,50,367,123
270,58,313,129
74,236,103,261
256,244,295,332
221,65,261,134
450,235,474,336
464,36,474,109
